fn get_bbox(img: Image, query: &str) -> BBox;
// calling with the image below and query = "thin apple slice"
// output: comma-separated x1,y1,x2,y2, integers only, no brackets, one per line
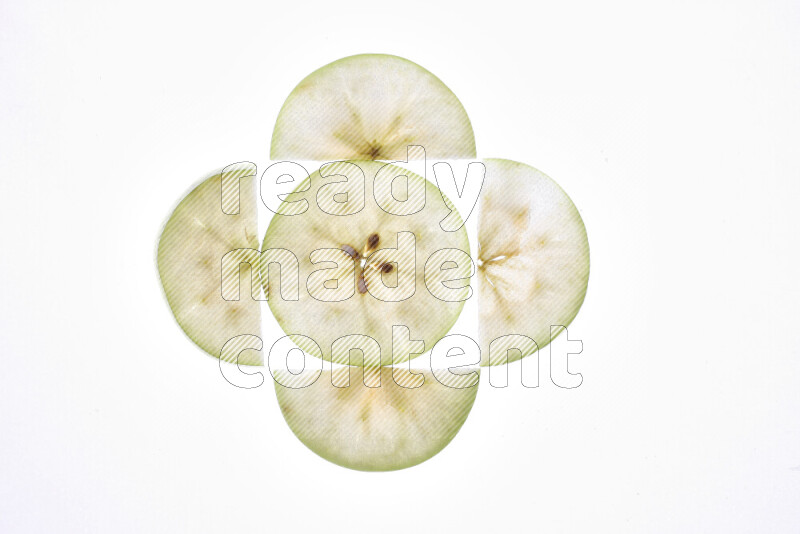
262,160,470,367
274,367,479,471
270,54,476,160
157,166,262,364
478,159,590,366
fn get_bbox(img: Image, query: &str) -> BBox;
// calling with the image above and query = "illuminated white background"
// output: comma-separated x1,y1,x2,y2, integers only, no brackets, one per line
1,0,799,532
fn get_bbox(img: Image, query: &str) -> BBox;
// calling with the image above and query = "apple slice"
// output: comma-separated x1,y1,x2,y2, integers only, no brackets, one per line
478,159,590,366
157,166,262,364
262,160,470,367
270,54,476,160
274,367,479,471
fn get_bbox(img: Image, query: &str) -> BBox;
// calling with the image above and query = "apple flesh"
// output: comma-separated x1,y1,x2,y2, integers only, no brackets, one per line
274,367,479,471
477,159,590,365
261,160,471,367
271,54,476,160
157,168,262,364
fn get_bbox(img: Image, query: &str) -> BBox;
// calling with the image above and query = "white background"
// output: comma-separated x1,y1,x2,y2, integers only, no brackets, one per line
2,0,799,532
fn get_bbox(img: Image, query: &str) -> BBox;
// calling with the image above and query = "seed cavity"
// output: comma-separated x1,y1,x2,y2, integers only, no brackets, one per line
341,244,359,259
366,142,383,159
344,233,386,296
367,233,380,249
357,274,368,294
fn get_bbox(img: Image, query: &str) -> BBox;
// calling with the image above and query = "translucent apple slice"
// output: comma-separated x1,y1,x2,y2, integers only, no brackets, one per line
274,367,479,471
157,166,262,364
270,54,476,160
478,159,590,366
262,160,470,367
